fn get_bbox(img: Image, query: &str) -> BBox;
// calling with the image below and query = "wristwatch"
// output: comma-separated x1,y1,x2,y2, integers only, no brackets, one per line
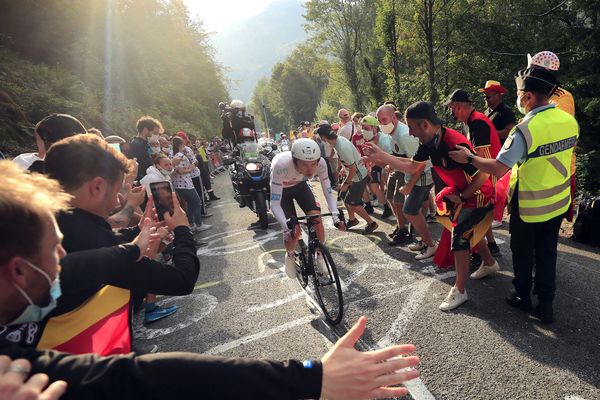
458,193,467,203
467,153,474,164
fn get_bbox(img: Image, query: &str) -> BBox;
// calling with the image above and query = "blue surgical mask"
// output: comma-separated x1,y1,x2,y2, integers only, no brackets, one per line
9,260,62,325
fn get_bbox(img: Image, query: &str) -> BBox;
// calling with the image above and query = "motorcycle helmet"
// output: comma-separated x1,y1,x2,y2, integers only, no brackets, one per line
291,138,321,161
230,99,246,111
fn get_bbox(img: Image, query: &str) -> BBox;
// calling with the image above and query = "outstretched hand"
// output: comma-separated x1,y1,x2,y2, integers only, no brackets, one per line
132,217,162,261
320,316,420,400
448,145,472,164
362,142,388,167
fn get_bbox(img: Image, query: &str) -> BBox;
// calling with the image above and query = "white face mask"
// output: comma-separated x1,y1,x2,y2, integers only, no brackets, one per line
362,128,376,141
380,122,395,135
158,167,173,177
516,94,527,115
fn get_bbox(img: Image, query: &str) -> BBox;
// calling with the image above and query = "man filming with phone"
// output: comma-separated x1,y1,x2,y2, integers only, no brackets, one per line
0,135,200,356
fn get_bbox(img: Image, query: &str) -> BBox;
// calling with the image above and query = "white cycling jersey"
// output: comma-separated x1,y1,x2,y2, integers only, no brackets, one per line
270,151,339,232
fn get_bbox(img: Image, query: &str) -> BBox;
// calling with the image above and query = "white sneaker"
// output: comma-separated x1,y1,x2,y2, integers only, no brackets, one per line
195,224,212,232
491,220,503,229
409,240,425,251
415,242,438,260
315,252,327,275
470,260,500,279
284,252,296,279
439,286,469,311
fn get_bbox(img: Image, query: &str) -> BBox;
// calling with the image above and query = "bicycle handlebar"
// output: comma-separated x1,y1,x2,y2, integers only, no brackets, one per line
286,209,345,230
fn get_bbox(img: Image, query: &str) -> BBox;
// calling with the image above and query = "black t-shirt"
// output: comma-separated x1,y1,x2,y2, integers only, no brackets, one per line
465,114,491,149
485,102,517,132
129,137,153,181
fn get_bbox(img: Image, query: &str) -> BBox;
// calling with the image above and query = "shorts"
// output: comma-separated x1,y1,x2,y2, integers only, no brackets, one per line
281,182,321,219
451,206,492,252
340,176,370,206
403,184,433,216
370,166,383,184
386,171,406,204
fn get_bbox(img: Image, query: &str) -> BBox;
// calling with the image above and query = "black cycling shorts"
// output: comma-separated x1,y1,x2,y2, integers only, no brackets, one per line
281,181,321,219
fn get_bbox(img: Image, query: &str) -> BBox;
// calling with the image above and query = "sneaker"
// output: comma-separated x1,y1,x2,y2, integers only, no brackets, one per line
439,286,469,311
491,220,503,229
381,204,393,219
388,228,411,246
195,223,212,232
415,242,438,260
363,221,378,234
488,241,501,257
426,214,437,223
409,240,425,252
388,226,399,238
470,260,500,279
145,305,178,323
469,253,482,272
284,252,296,279
346,218,359,229
364,203,375,215
315,252,327,275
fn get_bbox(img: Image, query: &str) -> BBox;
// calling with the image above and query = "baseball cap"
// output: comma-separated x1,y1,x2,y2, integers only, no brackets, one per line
35,114,87,146
315,124,337,139
176,131,189,142
442,89,472,106
404,101,445,125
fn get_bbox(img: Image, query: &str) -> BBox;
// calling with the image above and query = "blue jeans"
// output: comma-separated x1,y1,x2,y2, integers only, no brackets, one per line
176,188,203,226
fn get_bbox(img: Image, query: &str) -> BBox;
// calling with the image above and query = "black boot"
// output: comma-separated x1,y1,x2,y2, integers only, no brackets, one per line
505,290,532,312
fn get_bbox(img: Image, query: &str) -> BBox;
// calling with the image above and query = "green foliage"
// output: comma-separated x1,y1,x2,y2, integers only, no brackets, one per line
0,0,228,155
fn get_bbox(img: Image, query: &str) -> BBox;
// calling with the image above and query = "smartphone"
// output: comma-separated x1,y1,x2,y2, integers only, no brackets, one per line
149,181,174,221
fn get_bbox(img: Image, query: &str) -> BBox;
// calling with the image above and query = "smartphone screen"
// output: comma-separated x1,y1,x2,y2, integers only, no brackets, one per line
149,181,174,221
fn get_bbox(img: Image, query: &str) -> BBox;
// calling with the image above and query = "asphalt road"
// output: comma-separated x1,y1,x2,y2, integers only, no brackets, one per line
133,172,600,400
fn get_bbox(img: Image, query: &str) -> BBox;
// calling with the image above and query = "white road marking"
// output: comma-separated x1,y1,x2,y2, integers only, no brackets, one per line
197,228,281,256
242,273,285,285
246,291,305,313
204,315,317,355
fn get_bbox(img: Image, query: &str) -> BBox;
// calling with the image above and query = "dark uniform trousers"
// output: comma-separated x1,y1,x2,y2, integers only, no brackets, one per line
509,197,564,303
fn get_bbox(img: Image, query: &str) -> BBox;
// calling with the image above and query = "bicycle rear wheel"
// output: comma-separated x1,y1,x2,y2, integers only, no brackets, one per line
311,242,343,325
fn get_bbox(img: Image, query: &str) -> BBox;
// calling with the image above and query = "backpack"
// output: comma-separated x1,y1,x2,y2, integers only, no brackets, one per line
572,196,600,246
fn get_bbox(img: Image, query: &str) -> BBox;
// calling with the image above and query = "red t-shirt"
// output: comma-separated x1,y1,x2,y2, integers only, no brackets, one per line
413,127,493,208
351,132,366,156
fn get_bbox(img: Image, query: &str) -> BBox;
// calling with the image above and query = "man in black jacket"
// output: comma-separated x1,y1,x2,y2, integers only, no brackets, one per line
0,135,199,356
0,160,420,400
129,116,163,182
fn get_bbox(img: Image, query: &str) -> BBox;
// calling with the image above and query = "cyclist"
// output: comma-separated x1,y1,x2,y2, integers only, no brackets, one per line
270,138,345,278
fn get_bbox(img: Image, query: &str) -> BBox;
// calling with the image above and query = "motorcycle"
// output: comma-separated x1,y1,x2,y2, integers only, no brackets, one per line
223,141,271,230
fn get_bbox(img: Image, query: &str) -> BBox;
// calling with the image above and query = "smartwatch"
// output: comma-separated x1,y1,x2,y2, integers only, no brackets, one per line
467,154,474,164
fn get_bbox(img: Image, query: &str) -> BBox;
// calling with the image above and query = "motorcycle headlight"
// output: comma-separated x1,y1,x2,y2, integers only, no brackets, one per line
246,163,262,172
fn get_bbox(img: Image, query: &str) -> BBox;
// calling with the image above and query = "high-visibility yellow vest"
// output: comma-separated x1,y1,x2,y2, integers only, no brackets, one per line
508,106,579,223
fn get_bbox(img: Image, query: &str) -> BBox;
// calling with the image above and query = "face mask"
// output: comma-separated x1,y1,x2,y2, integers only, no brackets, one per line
158,167,173,177
363,128,375,141
380,122,394,135
516,94,527,115
10,259,62,325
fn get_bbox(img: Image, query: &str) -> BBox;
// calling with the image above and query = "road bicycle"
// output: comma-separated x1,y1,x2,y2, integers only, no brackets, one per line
287,212,344,325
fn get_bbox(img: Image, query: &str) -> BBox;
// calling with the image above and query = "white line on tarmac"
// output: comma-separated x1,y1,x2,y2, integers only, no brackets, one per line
203,315,317,355
242,273,285,285
246,291,305,313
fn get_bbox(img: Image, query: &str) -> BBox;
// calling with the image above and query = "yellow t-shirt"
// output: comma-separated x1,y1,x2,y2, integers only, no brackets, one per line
550,87,576,174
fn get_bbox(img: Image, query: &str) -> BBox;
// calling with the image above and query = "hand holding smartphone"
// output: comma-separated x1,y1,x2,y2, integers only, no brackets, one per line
149,181,174,221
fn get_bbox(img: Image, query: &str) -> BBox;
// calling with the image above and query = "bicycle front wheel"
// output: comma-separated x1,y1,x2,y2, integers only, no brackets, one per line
311,242,343,325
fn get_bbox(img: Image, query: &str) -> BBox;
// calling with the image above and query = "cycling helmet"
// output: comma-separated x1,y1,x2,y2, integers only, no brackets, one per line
230,99,245,110
527,51,560,71
291,138,321,161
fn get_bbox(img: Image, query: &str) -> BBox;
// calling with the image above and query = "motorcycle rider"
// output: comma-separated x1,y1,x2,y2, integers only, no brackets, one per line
220,100,256,146
270,138,345,278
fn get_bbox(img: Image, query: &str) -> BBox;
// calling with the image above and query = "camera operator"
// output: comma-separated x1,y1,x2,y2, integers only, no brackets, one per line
220,100,256,146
